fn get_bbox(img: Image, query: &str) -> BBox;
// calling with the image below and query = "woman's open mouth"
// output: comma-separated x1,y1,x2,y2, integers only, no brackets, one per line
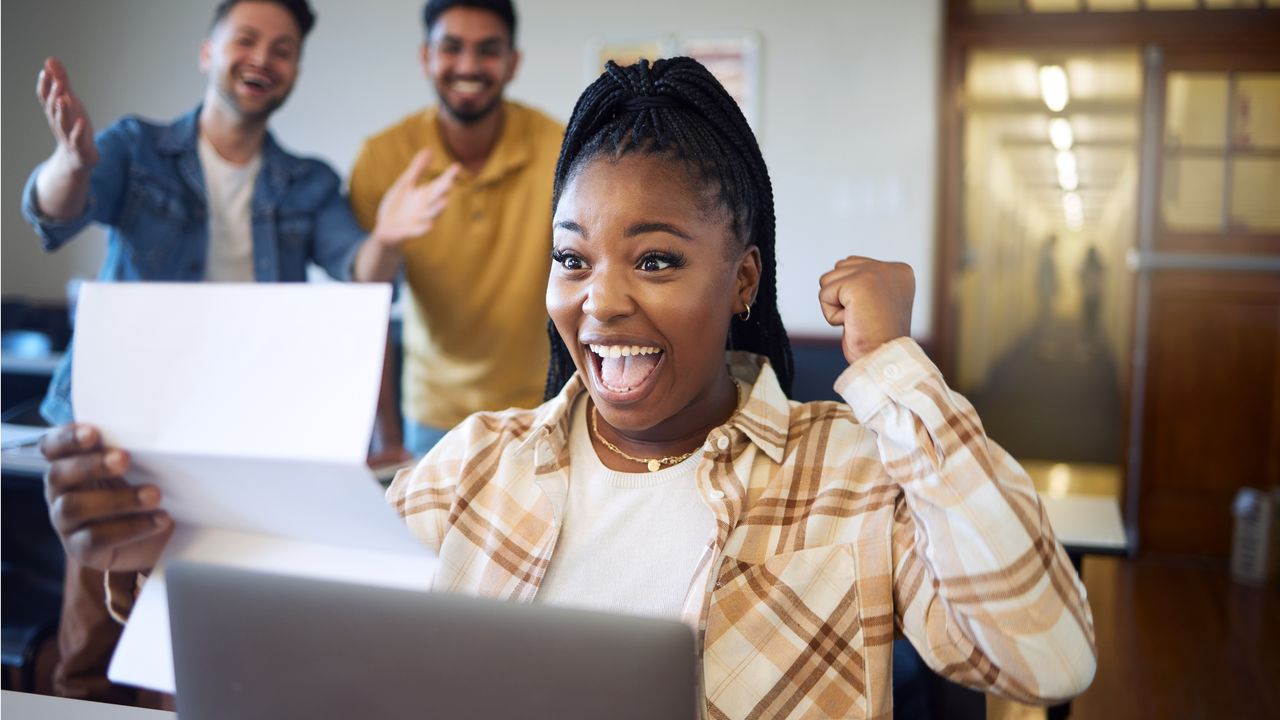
585,343,664,401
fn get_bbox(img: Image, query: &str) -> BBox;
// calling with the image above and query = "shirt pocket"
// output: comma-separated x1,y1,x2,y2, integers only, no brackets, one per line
120,171,195,274
704,545,870,719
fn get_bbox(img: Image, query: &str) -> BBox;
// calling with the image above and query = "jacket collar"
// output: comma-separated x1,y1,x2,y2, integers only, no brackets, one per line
156,106,202,155
517,352,791,465
157,104,302,182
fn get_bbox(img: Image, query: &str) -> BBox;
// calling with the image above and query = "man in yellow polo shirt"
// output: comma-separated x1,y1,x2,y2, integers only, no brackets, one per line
349,0,563,457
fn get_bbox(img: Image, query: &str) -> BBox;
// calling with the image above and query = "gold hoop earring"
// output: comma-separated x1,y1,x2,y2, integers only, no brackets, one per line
738,304,752,322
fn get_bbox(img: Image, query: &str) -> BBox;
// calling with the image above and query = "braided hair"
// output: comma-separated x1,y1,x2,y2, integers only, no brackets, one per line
543,56,794,400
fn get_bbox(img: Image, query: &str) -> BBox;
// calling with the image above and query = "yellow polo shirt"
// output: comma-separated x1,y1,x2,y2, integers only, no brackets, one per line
350,101,564,429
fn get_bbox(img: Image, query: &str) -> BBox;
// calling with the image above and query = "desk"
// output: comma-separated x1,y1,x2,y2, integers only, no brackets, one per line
1041,494,1129,557
2,424,50,479
0,352,62,377
1,690,173,719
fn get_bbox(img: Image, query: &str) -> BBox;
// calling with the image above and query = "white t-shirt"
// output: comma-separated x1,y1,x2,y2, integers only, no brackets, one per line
535,395,716,620
198,134,261,282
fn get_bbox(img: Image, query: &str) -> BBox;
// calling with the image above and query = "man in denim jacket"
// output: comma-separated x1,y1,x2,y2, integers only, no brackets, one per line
20,0,453,704
23,0,452,426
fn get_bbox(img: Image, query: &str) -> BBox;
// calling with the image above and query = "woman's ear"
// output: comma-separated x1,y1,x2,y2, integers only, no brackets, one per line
735,245,762,313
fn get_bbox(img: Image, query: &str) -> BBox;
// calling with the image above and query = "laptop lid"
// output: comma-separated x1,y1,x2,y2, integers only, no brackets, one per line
166,562,698,720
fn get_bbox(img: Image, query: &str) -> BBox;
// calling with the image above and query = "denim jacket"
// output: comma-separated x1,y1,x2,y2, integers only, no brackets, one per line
22,106,367,423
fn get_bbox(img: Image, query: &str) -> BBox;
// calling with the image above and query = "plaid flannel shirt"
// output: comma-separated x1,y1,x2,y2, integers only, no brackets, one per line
387,338,1097,718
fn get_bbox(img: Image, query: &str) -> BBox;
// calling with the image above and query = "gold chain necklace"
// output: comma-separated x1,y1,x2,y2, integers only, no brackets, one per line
590,378,742,472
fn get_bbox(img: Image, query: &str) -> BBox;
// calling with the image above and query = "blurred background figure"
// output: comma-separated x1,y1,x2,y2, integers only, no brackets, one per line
1038,234,1059,333
1078,244,1105,347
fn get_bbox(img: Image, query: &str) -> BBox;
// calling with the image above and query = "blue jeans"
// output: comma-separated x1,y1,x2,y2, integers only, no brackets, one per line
404,418,451,458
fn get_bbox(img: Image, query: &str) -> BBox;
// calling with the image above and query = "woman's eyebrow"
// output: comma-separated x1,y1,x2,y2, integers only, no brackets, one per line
554,220,585,235
626,222,692,241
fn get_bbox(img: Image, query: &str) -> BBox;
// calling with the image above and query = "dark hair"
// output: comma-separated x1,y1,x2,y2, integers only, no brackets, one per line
543,56,794,401
212,0,316,38
422,0,517,44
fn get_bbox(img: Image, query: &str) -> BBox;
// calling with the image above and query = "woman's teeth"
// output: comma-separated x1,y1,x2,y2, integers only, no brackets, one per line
589,344,661,358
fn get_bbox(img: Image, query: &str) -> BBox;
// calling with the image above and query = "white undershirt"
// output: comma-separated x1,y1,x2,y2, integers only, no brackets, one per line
535,395,716,620
198,134,261,282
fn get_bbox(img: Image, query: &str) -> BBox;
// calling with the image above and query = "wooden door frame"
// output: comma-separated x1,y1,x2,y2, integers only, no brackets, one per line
1131,46,1280,553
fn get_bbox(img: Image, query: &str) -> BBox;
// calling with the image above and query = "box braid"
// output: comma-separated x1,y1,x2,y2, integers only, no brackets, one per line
543,56,794,400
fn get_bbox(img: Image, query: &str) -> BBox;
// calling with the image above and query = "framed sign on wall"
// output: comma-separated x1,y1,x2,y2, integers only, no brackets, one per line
585,32,762,135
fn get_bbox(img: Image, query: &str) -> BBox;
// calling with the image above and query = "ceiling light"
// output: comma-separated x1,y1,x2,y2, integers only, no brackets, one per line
1039,65,1069,112
1049,117,1074,151
1063,192,1084,229
1056,150,1079,191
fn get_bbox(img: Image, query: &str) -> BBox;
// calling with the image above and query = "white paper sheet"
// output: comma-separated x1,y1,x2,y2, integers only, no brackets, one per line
67,283,437,694
72,283,389,462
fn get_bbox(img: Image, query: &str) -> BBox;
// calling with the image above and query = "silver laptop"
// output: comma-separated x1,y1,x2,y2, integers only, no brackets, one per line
166,562,698,719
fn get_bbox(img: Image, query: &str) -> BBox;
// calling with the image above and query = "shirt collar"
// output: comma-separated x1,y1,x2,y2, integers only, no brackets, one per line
517,352,791,465
158,104,298,180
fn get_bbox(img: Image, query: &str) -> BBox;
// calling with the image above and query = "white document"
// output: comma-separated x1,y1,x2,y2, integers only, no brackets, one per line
70,283,437,694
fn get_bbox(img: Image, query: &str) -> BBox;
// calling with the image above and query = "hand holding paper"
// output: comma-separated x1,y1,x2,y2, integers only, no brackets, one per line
65,283,438,693
41,423,172,572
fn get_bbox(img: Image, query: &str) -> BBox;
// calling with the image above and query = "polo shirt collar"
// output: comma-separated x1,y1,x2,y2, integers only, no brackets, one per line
425,100,532,186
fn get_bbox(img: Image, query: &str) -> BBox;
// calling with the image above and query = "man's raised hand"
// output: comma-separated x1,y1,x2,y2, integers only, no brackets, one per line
36,58,99,173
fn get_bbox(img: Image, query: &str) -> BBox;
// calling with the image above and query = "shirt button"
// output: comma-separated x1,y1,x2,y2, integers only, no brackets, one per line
716,436,730,451
709,489,726,500
884,363,901,380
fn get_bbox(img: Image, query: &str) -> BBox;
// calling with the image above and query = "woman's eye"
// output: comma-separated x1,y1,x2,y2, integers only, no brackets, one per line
638,253,683,272
551,250,586,271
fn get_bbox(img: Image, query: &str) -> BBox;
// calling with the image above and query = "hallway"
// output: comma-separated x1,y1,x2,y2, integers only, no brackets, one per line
966,314,1124,466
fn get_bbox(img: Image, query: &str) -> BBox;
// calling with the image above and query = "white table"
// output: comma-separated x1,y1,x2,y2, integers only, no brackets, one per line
1,691,173,720
1040,494,1129,555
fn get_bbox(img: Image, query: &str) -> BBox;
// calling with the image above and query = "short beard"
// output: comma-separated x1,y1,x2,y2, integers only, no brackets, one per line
438,93,502,125
215,81,287,124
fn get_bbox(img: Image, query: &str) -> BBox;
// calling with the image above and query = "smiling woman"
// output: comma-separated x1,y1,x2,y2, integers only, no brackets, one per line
383,57,1099,717
547,154,754,463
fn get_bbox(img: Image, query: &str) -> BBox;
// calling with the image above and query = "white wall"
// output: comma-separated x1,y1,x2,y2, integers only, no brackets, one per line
2,0,940,338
